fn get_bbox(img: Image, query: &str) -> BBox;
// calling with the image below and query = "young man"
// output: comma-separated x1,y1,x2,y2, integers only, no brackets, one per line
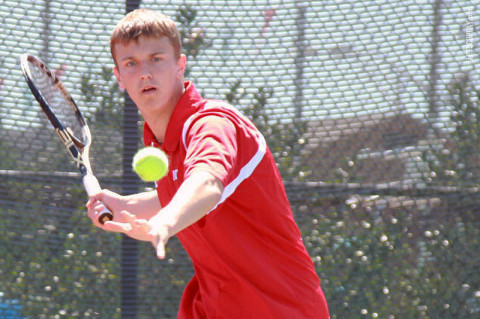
87,9,329,318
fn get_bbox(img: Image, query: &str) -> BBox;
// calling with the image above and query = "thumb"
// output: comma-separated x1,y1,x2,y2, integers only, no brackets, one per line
149,229,167,260
86,194,100,208
155,240,166,260
103,220,132,233
103,211,135,233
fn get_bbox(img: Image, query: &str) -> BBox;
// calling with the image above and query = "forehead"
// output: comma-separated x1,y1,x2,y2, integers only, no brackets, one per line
113,36,174,60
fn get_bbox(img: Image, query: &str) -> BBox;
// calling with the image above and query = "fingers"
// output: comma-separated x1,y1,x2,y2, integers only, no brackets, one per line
86,192,104,208
86,200,169,259
86,190,107,226
147,223,168,260
103,220,132,233
86,190,122,227
102,211,154,242
87,200,106,227
155,239,166,260
103,211,135,233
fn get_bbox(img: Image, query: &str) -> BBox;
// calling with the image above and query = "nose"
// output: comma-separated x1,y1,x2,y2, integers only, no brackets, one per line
139,62,152,80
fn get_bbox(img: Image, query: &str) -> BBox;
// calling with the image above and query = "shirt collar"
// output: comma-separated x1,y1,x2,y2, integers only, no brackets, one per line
143,81,204,152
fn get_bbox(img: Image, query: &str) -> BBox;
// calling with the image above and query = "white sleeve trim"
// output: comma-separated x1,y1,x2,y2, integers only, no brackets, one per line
210,132,266,212
181,112,267,214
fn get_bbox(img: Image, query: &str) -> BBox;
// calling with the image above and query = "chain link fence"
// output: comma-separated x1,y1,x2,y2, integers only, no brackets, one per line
0,0,479,318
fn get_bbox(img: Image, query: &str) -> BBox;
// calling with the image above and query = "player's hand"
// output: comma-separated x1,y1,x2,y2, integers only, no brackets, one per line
87,191,139,234
102,211,169,259
135,217,169,260
86,189,127,228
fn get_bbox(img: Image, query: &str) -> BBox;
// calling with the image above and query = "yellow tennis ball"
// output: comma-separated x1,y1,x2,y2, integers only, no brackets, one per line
132,147,169,182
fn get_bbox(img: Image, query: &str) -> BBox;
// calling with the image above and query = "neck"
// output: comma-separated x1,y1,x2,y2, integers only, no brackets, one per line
141,81,185,143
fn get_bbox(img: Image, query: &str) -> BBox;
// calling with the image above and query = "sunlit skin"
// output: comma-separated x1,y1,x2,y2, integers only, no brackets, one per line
113,36,187,143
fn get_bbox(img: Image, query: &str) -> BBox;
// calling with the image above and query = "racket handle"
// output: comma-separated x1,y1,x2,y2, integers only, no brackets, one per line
83,174,113,224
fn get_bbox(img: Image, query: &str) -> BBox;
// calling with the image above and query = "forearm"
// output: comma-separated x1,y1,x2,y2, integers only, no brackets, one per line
123,190,161,220
97,171,223,259
149,171,224,238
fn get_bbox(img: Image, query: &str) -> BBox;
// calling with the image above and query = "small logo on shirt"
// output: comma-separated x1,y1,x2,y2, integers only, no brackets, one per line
173,169,178,181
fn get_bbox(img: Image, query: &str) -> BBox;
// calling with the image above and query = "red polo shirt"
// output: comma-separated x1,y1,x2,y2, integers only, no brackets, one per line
144,82,329,318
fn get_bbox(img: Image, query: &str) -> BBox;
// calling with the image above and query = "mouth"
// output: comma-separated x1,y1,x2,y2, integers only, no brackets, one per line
142,86,157,94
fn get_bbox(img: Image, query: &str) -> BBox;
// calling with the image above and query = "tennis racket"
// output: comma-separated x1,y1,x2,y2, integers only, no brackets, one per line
20,54,113,224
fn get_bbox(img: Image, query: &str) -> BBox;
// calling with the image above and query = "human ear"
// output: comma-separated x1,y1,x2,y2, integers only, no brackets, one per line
176,54,187,79
113,66,125,90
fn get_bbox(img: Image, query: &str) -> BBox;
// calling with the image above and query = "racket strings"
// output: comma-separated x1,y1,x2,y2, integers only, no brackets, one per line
27,61,87,145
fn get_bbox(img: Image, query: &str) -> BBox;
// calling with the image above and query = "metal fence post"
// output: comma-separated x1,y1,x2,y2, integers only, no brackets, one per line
121,2,141,318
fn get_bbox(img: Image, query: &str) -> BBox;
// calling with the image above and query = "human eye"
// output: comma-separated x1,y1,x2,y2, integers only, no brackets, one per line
120,58,135,68
152,54,165,62
125,60,136,67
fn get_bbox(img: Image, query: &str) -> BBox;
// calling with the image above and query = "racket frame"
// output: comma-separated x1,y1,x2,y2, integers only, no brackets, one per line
20,54,113,224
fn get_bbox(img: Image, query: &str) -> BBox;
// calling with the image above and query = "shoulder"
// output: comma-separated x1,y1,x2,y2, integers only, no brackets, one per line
181,100,248,142
182,111,238,152
186,100,258,134
180,99,268,158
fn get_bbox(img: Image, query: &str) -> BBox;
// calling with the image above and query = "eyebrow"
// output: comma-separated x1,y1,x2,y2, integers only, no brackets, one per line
150,51,168,56
118,55,134,63
118,51,168,62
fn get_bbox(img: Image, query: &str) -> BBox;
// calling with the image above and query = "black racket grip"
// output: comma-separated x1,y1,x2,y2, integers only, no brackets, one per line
98,208,114,225
83,174,114,224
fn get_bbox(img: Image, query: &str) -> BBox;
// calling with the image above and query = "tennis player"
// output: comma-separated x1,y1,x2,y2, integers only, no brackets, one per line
87,8,329,318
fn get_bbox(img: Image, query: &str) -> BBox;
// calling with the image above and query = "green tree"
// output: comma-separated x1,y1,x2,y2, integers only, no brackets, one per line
426,72,480,186
225,79,309,181
176,6,211,77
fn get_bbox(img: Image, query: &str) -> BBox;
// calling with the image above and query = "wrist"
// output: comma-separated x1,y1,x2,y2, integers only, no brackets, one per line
148,211,176,240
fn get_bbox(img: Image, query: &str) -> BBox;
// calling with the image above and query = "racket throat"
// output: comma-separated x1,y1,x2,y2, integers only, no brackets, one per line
56,128,86,170
78,164,89,176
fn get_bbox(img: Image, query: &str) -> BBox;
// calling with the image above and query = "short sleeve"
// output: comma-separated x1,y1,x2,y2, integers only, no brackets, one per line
183,115,238,186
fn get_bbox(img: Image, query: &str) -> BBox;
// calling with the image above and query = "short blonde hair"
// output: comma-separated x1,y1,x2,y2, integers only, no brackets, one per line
110,9,182,65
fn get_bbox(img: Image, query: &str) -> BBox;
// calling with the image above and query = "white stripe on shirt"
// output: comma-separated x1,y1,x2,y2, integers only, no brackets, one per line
181,108,266,213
